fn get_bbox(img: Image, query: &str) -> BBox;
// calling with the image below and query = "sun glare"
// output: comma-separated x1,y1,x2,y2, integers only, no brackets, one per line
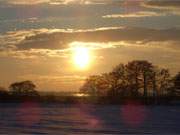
73,46,90,69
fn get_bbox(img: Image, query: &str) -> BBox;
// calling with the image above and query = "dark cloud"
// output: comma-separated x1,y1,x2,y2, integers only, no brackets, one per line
143,0,180,9
16,27,180,50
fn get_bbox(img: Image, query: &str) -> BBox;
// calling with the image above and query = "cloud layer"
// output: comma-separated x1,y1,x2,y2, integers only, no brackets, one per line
143,0,180,9
1,26,180,60
0,0,123,5
12,27,180,50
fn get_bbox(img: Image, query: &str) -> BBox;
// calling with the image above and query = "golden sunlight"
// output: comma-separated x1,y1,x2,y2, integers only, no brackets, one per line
73,46,91,69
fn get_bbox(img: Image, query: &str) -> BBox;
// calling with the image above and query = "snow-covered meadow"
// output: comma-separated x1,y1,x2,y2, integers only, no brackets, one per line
0,103,180,134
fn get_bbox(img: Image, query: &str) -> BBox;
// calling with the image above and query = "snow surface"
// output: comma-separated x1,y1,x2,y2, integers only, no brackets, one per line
0,103,180,134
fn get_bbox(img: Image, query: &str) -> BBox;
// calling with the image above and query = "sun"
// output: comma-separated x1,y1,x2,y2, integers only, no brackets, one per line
73,46,90,69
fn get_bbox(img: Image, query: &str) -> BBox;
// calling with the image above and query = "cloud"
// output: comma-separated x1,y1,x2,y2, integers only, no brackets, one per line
0,49,69,59
16,27,180,50
1,26,180,59
1,27,180,49
143,0,180,9
0,28,50,50
5,0,50,5
141,0,180,16
102,1,180,18
0,0,123,5
0,27,123,50
102,11,166,18
143,0,180,15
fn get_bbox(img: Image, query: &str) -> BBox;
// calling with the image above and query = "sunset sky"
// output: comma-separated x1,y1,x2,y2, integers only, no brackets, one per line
0,0,180,91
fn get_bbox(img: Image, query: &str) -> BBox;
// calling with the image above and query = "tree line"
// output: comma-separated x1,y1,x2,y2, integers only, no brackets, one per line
80,60,180,103
1,60,180,104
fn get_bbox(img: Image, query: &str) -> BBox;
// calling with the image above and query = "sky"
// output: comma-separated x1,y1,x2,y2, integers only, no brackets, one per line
0,0,180,91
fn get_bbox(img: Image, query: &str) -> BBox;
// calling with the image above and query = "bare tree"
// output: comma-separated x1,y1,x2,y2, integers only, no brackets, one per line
126,60,154,97
173,72,180,96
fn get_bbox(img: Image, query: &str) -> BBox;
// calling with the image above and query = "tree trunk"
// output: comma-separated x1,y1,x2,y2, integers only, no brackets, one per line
153,72,157,98
135,72,139,95
143,72,147,97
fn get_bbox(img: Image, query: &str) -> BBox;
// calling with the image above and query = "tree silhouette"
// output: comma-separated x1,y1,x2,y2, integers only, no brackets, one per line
173,72,180,96
126,60,154,97
80,75,111,97
156,68,171,96
9,80,39,98
110,63,137,97
80,60,172,100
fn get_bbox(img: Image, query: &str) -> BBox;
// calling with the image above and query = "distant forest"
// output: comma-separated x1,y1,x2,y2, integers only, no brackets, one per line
1,60,180,104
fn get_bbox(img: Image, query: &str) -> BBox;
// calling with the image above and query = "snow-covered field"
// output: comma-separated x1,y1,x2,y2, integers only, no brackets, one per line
0,103,180,134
